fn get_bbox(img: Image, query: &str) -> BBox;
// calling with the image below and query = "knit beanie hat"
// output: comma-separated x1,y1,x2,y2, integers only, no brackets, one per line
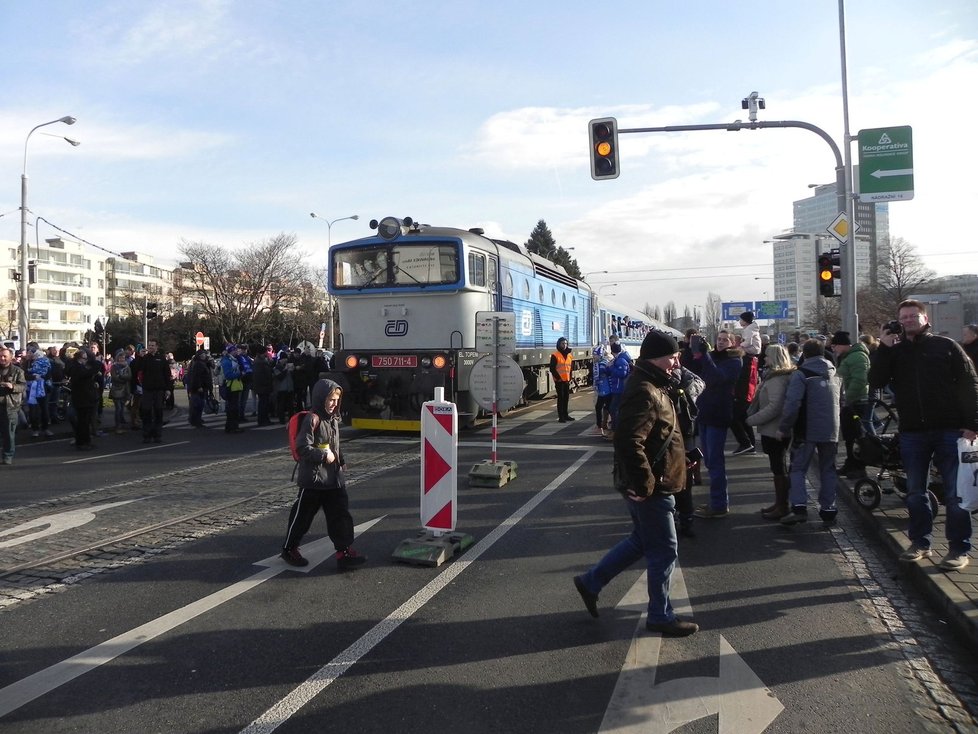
740,311,755,324
640,331,680,359
830,331,852,346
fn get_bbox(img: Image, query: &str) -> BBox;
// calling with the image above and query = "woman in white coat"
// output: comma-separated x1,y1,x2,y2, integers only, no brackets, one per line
746,344,797,520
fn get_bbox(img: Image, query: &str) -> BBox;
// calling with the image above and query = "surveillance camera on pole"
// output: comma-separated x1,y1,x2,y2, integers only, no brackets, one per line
740,91,766,123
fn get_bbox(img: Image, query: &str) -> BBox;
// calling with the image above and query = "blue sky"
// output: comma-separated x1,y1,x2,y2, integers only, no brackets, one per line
1,0,976,317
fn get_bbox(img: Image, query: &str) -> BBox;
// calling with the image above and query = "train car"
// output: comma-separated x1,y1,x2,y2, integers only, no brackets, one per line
326,216,596,430
594,295,683,356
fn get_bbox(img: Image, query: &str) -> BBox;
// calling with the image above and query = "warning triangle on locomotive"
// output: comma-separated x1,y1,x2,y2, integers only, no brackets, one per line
325,215,681,430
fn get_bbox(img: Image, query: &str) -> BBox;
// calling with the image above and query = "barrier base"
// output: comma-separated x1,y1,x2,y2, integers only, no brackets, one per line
391,530,475,567
467,460,519,488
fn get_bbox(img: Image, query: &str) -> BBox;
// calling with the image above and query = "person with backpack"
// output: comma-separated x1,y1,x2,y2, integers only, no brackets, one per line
280,378,367,571
776,339,841,526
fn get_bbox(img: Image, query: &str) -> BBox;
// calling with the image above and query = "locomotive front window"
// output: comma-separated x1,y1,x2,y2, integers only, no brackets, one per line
332,243,459,289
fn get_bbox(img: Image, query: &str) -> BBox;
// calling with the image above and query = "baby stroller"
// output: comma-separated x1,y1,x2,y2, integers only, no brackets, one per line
851,398,941,516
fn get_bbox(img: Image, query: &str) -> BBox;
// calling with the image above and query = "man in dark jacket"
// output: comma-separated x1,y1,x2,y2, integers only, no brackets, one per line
280,379,367,571
573,331,698,637
131,339,174,443
692,331,743,517
870,299,978,571
185,350,214,428
64,347,101,451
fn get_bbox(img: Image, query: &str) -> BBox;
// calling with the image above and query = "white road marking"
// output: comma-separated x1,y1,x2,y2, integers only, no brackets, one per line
239,449,599,734
0,500,142,549
0,517,385,718
62,441,191,464
601,567,783,733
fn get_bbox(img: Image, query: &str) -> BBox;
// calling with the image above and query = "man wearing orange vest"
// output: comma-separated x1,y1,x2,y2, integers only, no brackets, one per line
550,337,575,423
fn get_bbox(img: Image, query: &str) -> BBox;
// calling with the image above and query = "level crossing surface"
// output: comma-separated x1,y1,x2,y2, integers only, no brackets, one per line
1,394,976,733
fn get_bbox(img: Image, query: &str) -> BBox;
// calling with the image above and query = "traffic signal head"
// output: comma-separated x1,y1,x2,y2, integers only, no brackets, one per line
817,254,835,297
589,117,619,180
146,301,158,320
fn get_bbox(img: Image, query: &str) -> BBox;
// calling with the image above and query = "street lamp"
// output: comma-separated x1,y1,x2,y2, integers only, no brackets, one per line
19,116,77,347
310,213,359,351
310,212,359,248
599,283,619,294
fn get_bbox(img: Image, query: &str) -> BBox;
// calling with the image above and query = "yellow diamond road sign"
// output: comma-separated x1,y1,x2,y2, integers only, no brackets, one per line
827,212,860,244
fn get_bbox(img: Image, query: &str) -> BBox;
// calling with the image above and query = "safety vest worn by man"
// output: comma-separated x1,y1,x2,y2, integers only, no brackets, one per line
551,351,573,382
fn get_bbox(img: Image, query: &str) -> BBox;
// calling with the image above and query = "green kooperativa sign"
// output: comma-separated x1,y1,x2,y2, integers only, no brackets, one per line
858,125,914,202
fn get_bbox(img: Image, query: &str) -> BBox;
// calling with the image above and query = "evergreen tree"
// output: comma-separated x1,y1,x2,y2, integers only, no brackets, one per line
524,220,556,256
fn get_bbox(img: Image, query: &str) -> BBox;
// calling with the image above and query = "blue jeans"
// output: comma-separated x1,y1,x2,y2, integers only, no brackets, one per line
788,441,838,510
699,423,728,510
579,493,678,624
899,430,972,555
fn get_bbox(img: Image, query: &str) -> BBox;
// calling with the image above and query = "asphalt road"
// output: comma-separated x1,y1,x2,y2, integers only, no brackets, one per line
1,395,976,733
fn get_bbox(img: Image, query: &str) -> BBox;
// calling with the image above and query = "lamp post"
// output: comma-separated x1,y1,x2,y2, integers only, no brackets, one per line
598,283,619,294
19,116,77,347
310,212,359,248
309,213,359,351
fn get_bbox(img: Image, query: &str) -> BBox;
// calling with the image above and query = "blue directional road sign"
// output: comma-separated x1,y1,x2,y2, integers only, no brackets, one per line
722,301,753,321
754,300,790,319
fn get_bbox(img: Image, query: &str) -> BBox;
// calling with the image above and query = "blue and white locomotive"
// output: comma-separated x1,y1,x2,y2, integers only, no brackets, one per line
326,216,677,430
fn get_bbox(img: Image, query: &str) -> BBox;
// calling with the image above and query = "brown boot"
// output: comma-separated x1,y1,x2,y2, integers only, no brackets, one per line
762,476,790,520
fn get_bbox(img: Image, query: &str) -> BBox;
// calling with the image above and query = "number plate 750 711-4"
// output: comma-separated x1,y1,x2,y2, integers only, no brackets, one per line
371,355,417,368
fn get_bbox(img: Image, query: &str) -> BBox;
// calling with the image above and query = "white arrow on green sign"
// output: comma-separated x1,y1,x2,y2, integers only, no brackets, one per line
858,125,914,202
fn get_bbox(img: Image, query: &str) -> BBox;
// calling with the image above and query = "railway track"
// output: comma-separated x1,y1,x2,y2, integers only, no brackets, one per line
0,440,420,600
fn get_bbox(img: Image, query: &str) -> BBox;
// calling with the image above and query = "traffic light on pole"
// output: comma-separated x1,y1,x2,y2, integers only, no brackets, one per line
589,117,619,180
146,301,158,320
817,253,835,297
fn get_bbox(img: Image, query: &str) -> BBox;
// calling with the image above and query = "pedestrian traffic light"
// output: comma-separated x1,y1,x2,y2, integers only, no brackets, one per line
817,253,835,297
146,301,158,320
589,117,619,180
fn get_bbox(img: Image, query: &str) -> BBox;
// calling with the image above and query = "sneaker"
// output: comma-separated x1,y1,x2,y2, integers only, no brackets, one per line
336,548,367,571
694,504,728,518
780,507,809,525
898,545,933,563
43,429,55,437
280,547,309,567
31,431,40,438
573,575,599,618
939,552,970,571
646,618,699,637
731,444,756,456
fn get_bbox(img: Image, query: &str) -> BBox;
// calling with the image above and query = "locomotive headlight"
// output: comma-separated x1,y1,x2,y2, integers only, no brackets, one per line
345,355,359,369
359,356,369,367
374,216,414,241
420,357,432,368
432,354,447,369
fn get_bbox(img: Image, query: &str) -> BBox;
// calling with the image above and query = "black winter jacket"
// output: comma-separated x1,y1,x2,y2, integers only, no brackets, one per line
869,327,978,433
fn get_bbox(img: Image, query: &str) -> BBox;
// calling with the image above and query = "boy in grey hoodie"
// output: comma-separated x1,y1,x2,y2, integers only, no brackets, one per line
281,379,367,570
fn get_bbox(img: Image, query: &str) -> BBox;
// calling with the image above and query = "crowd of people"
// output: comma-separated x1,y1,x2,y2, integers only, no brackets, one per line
573,305,978,638
0,340,333,463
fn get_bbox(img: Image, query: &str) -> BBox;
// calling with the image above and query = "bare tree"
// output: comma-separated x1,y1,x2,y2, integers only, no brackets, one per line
663,301,677,326
852,237,936,335
176,233,312,345
876,237,936,305
704,292,722,342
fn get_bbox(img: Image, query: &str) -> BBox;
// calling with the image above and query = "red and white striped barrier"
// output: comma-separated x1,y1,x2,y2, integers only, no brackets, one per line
420,387,457,533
